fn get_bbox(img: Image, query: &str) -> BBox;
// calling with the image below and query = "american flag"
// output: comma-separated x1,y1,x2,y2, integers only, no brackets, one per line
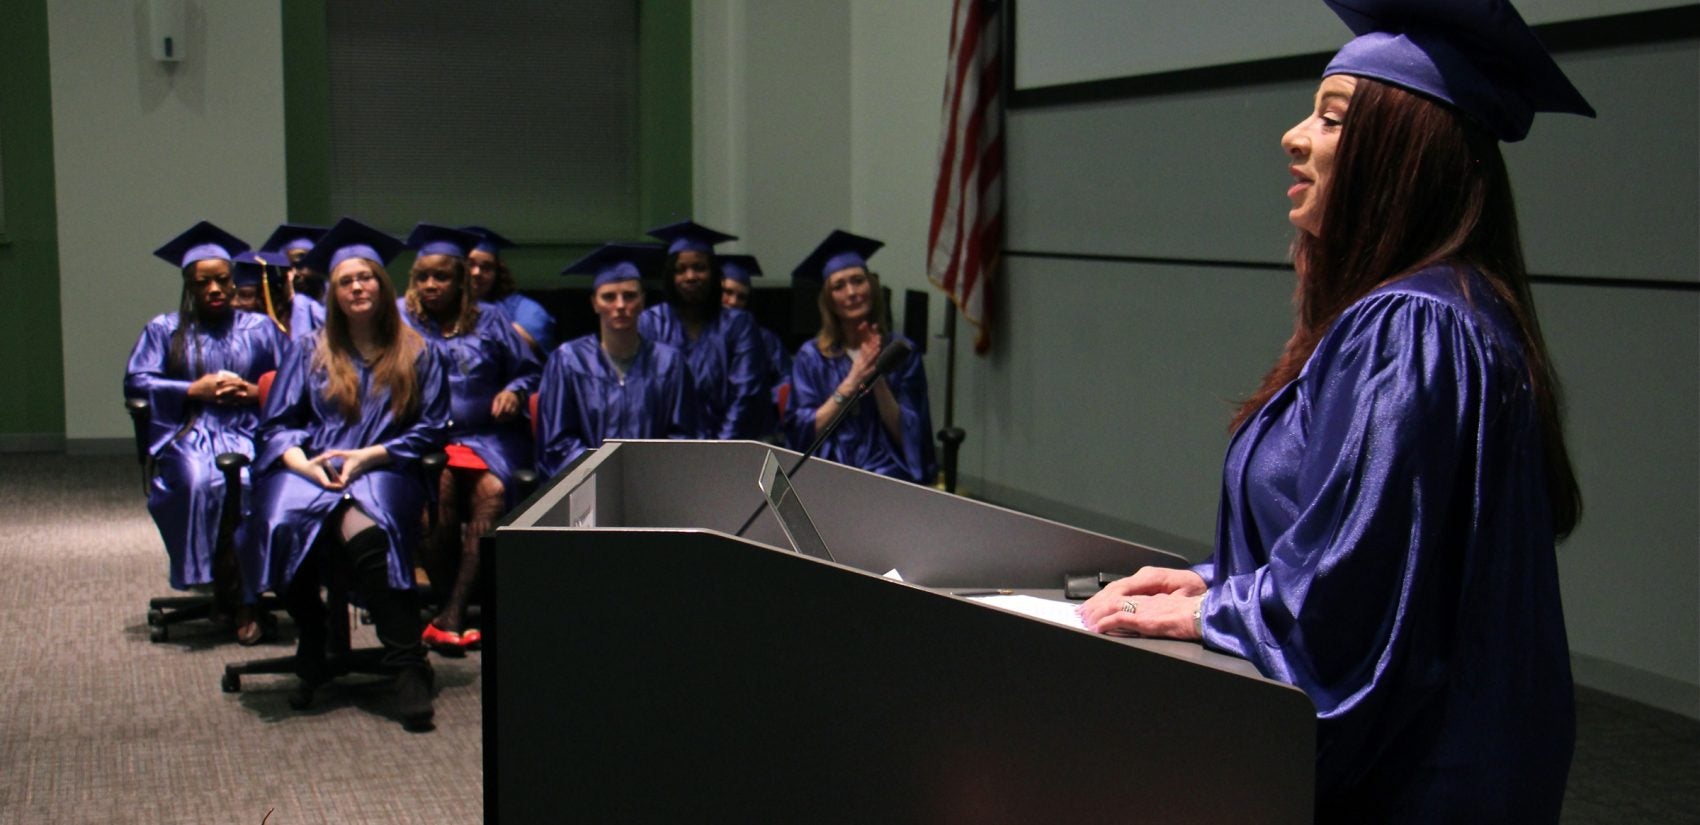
927,0,1002,355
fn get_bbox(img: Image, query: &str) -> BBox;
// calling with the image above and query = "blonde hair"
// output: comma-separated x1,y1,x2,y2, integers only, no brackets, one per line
812,268,888,356
314,259,424,420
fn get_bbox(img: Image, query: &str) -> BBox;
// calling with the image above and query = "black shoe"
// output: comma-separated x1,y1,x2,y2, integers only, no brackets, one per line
396,665,435,732
288,651,329,710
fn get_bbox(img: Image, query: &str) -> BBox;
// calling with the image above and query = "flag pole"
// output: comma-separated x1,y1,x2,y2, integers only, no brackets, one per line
937,305,965,494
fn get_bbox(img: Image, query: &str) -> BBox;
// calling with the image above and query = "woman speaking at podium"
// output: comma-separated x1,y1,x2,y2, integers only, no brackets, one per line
1078,1,1589,820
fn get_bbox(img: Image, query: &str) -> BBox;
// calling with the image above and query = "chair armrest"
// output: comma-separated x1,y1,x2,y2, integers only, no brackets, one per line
214,452,251,483
511,468,541,500
125,398,152,467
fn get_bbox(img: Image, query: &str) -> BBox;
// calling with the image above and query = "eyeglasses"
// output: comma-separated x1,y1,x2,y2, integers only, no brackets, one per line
334,272,379,290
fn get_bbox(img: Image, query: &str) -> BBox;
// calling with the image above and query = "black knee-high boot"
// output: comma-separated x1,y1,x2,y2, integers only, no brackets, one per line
282,551,329,709
344,526,434,730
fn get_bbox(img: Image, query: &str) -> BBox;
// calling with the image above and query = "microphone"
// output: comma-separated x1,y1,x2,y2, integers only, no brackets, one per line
732,338,912,539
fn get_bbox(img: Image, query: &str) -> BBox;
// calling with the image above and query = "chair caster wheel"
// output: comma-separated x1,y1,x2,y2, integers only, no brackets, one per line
221,671,240,693
150,625,169,643
146,608,165,626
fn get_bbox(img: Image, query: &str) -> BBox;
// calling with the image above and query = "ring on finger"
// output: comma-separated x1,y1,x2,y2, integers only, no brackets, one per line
1120,599,1138,614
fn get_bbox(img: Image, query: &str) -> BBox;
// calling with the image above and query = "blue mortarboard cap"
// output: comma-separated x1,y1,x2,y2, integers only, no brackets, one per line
259,223,328,256
561,243,667,288
299,218,405,275
1322,0,1594,142
405,223,484,259
792,230,884,281
231,252,265,288
153,221,251,269
646,220,738,256
459,225,516,256
719,254,763,286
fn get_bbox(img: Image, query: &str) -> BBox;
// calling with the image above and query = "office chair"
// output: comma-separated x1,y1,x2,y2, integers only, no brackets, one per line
220,439,447,702
126,392,279,643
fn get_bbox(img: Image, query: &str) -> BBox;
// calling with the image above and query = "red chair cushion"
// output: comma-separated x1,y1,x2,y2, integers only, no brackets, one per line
257,370,277,406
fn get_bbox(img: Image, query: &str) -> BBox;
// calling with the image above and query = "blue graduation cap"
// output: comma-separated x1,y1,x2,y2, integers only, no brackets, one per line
259,223,328,256
405,223,483,259
231,252,265,288
646,220,738,256
791,230,884,281
298,218,405,275
561,243,667,288
719,254,763,286
459,225,516,256
153,221,250,269
1322,0,1595,142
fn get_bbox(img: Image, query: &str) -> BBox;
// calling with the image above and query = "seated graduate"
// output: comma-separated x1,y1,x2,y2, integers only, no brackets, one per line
229,253,266,315
399,223,541,654
1075,1,1592,820
719,254,791,436
783,231,936,485
264,223,331,306
460,225,558,356
126,222,289,645
258,224,331,339
243,218,451,731
233,248,326,346
535,243,697,479
638,220,766,440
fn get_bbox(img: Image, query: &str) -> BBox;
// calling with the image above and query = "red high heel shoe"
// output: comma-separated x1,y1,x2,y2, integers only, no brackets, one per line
422,622,466,656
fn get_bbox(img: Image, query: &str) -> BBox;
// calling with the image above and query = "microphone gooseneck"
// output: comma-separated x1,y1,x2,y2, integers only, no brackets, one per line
732,337,912,539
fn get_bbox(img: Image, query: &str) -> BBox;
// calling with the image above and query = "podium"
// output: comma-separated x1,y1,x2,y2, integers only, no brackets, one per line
485,440,1314,824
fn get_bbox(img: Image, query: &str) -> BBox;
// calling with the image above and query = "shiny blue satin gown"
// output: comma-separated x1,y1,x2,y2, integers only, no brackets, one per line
242,335,451,595
498,292,558,354
124,311,288,590
401,301,541,504
284,298,325,344
784,334,937,485
534,335,698,479
638,304,766,439
1194,266,1574,823
756,324,791,435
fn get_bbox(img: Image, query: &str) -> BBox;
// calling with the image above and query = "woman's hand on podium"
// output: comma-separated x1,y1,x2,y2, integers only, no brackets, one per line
1076,567,1206,640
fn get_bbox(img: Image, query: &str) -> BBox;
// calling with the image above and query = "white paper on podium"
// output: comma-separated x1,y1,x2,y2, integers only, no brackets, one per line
968,594,1088,630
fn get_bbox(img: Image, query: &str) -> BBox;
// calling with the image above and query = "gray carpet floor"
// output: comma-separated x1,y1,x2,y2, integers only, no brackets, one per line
0,452,1695,823
0,454,482,824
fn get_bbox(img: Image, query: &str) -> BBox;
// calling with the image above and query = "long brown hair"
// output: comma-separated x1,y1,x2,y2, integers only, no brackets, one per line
813,268,889,356
314,259,425,420
1236,78,1580,537
404,254,480,337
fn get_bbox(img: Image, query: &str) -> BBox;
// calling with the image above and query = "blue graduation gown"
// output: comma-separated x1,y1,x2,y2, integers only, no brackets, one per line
783,334,937,484
285,298,325,344
1195,266,1573,823
758,324,791,433
499,292,558,354
402,301,541,502
124,312,288,589
534,335,697,479
638,303,766,439
243,335,451,594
